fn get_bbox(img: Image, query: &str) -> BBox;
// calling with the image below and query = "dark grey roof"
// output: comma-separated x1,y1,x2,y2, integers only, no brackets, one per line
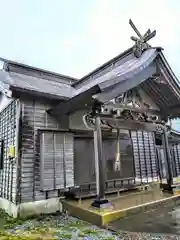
73,47,133,87
48,47,180,118
0,70,76,99
0,57,78,84
72,48,157,99
1,41,180,118
170,129,180,136
92,49,157,102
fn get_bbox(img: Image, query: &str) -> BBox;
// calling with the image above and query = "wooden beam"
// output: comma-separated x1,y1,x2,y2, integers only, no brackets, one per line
48,85,100,118
94,65,156,102
104,102,161,115
97,114,164,132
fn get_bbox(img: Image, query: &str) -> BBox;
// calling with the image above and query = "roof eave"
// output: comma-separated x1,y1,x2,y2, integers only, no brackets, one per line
158,52,180,102
0,82,12,98
10,85,69,100
1,57,78,84
48,85,101,119
73,46,133,88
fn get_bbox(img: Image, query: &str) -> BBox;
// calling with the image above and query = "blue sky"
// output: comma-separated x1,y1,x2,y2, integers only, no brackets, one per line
1,0,180,128
1,0,180,78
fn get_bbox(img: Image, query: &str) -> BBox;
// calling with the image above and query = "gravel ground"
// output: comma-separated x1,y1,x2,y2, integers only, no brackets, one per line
5,215,180,240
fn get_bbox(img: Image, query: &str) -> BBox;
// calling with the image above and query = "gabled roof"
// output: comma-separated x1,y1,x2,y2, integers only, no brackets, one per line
1,57,78,84
49,46,180,119
0,70,76,100
0,57,78,99
0,47,134,100
72,47,133,88
1,32,180,119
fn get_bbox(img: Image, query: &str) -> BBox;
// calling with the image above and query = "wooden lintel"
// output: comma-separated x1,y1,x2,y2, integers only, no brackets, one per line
98,114,164,132
104,103,161,115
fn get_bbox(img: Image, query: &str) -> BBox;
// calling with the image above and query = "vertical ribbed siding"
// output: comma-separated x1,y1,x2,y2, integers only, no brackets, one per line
55,133,65,189
172,144,180,176
40,132,74,191
64,134,74,188
20,98,70,203
40,132,55,191
0,100,17,203
156,146,166,179
131,130,158,183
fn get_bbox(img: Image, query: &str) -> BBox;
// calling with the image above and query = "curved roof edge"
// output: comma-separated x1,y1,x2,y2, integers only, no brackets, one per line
72,47,133,88
170,129,180,135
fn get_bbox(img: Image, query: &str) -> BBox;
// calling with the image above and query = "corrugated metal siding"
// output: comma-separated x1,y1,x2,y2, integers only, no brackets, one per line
171,144,180,176
156,146,166,179
40,132,74,191
64,134,74,187
20,98,70,203
131,130,158,183
0,100,17,203
40,132,55,191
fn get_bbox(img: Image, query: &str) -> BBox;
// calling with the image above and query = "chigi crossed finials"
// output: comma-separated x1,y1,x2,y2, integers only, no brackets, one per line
129,19,156,58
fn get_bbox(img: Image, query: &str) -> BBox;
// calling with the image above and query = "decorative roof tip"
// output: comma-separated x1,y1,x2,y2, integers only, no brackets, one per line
129,19,157,58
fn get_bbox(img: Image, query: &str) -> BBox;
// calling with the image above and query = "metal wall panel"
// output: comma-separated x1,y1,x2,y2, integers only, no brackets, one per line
40,132,74,191
156,146,166,179
54,133,65,189
0,100,17,203
40,132,55,191
131,130,158,183
156,145,179,180
171,144,180,176
64,134,74,188
20,97,72,203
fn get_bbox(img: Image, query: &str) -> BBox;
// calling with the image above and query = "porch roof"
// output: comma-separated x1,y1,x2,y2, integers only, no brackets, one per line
168,129,180,143
49,47,180,119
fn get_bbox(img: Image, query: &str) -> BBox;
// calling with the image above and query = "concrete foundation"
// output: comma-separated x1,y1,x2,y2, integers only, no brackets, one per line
0,197,63,218
62,192,180,226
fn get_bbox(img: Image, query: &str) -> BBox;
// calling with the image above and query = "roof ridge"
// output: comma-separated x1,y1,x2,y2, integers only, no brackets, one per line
0,57,78,83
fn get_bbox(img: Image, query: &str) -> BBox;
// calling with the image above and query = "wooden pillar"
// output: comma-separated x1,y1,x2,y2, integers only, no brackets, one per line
93,116,105,200
91,116,111,208
93,129,99,196
162,128,173,188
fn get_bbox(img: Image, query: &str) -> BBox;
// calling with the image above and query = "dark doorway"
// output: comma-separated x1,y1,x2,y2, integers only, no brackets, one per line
74,137,94,185
74,135,135,186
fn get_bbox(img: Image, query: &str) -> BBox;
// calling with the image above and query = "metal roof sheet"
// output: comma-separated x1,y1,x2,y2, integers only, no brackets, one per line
73,48,157,97
48,48,180,118
0,70,76,99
